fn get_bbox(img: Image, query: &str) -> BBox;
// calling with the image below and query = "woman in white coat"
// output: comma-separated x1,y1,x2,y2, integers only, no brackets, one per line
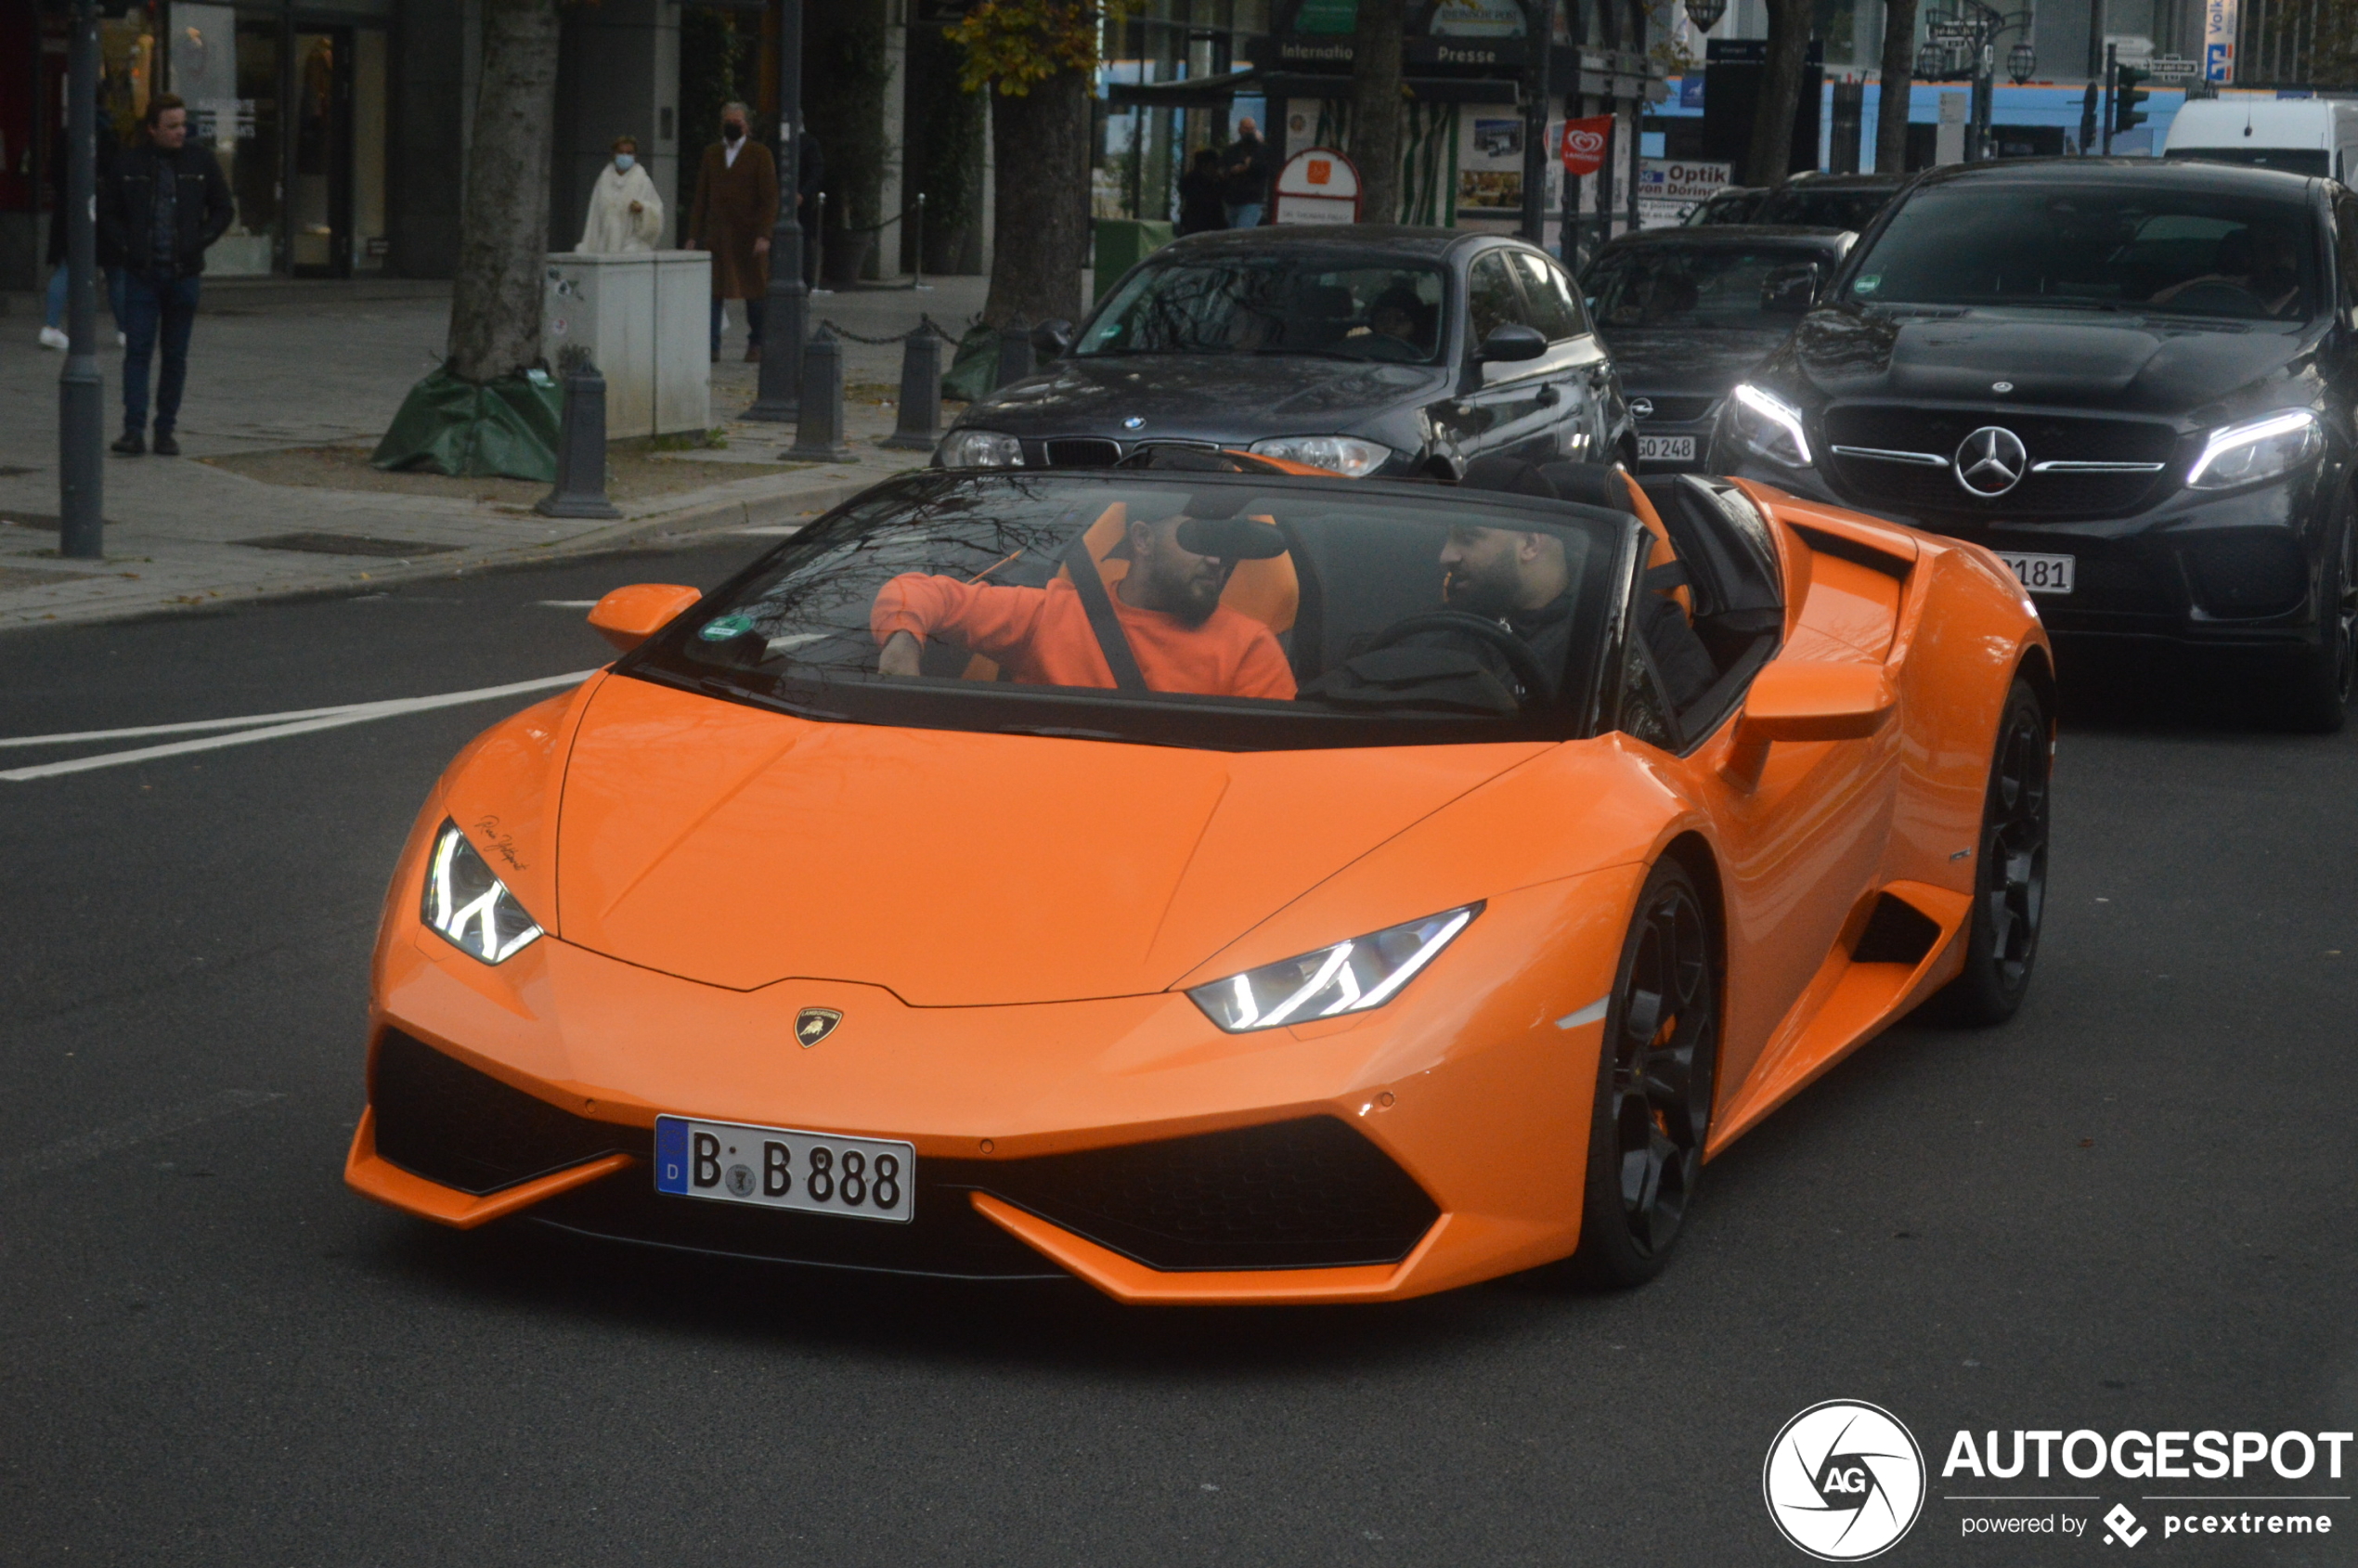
577,136,666,253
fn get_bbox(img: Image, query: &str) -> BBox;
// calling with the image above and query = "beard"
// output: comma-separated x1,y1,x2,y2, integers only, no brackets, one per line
1445,555,1520,618
1165,571,1224,628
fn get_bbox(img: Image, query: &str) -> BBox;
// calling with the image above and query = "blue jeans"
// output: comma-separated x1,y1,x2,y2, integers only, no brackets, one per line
1225,201,1263,228
121,273,201,436
45,264,125,331
710,294,767,356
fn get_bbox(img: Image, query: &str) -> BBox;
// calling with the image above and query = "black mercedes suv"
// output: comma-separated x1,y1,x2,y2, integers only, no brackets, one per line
1709,158,2358,730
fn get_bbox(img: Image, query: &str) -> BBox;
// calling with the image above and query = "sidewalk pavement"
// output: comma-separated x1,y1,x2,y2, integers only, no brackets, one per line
0,273,986,632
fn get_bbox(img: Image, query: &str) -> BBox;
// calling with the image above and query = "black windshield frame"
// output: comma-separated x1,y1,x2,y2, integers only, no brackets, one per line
616,471,1636,753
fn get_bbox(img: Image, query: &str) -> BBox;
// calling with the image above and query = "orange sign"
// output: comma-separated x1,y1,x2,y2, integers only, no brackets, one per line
1307,159,1333,185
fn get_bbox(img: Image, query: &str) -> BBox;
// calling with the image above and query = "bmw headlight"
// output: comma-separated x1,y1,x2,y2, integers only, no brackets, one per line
1186,904,1481,1033
421,821,544,964
1728,382,1814,469
936,429,1025,468
1248,434,1393,478
2185,409,2325,491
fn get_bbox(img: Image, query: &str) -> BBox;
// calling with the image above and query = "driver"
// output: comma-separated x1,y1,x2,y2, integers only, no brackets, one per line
873,509,1297,699
1434,458,1579,695
2151,223,2305,317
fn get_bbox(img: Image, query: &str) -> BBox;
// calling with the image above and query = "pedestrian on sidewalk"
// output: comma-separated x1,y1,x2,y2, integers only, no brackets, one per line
98,94,232,458
1176,148,1230,237
686,102,777,363
1222,118,1271,229
37,100,126,352
577,135,665,253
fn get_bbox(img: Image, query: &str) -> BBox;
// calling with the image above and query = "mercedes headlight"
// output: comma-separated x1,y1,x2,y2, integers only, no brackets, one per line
936,429,1025,468
1186,904,1481,1033
421,821,544,964
1728,382,1814,469
2185,409,2324,491
1248,434,1393,478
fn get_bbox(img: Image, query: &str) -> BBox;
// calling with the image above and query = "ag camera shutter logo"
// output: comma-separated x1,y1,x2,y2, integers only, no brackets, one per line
1764,1400,1927,1561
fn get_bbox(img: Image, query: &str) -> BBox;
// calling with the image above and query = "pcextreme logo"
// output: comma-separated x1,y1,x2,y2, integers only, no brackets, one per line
1764,1400,1928,1561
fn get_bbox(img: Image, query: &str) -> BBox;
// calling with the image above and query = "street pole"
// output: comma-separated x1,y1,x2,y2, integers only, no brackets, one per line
746,0,805,421
1521,0,1556,244
58,0,104,561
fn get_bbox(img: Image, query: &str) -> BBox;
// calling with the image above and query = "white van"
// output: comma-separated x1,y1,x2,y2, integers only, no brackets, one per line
2162,97,2358,187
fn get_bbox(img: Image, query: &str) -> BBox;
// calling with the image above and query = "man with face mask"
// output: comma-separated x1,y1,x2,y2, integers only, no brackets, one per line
578,135,665,253
686,103,778,361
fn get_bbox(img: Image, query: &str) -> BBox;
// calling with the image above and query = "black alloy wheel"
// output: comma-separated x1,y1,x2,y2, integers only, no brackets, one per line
1572,858,1719,1288
2284,510,2355,734
1930,676,2050,1026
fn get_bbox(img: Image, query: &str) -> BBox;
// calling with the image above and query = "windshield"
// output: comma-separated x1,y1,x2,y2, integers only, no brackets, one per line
1584,244,1825,330
623,473,1626,751
1847,183,2321,320
1754,186,1892,230
1078,256,1450,363
2164,147,2331,178
1686,189,1766,225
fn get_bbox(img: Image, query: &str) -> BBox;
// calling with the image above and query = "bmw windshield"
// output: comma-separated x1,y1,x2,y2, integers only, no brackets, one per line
1079,256,1451,364
622,473,1627,751
1845,182,2322,320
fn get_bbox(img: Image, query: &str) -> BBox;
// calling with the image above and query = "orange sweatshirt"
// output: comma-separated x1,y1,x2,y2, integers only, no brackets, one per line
872,573,1297,700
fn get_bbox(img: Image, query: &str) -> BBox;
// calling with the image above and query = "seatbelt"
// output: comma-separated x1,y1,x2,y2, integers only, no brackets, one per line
1060,534,1149,693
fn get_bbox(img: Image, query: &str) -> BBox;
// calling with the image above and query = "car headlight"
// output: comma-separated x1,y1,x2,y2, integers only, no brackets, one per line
2185,409,2325,491
1728,382,1814,469
1248,434,1393,478
1186,904,1481,1033
421,820,544,964
936,429,1025,468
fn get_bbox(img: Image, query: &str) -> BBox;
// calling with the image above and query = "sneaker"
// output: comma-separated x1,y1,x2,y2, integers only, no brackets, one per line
38,326,69,350
152,432,180,457
110,431,145,456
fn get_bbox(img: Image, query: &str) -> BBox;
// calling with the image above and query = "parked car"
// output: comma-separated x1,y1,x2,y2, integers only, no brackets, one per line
2164,97,2358,187
1683,186,1768,226
1711,157,2358,730
1580,225,1857,473
935,226,1633,480
1748,172,1910,232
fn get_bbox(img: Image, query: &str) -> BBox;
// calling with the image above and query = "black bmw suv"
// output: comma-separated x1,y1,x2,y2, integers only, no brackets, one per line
1710,158,2358,730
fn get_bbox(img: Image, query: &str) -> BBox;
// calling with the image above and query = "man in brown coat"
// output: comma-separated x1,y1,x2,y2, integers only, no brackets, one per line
686,101,778,362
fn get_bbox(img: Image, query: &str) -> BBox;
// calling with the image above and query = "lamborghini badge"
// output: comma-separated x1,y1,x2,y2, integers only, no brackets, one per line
794,1008,843,1048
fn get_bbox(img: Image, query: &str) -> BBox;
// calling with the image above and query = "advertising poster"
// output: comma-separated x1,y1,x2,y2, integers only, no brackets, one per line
1637,159,1731,227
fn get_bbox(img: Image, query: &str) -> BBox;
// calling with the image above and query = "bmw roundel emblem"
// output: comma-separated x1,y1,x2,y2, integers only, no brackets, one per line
1122,415,1147,431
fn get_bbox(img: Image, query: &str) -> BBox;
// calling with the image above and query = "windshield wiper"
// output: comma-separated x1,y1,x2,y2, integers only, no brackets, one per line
1251,347,1366,362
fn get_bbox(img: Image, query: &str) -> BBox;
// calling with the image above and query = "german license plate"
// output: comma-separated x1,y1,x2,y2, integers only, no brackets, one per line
1996,551,2075,595
654,1115,913,1223
1638,434,1696,462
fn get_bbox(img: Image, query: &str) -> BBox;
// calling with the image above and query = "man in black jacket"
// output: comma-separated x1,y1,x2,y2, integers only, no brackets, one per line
1221,118,1271,229
98,95,234,456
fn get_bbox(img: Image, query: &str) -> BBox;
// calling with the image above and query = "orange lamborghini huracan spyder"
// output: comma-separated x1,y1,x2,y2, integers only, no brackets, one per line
346,456,2052,1303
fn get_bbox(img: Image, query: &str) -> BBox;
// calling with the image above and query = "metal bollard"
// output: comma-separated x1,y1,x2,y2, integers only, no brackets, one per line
536,355,622,519
879,328,944,451
995,317,1035,389
784,323,853,461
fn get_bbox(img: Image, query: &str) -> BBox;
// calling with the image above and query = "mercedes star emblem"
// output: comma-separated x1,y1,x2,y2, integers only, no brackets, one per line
1991,381,2014,394
794,1007,844,1048
1629,397,1655,420
1954,426,2028,498
1122,415,1147,430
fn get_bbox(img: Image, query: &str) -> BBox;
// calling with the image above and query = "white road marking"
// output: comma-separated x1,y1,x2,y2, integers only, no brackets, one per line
537,600,600,608
0,670,597,783
9,1089,281,1182
735,525,803,536
1555,997,1610,1030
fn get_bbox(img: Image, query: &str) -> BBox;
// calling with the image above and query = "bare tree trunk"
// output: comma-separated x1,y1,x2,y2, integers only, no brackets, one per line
1349,0,1406,224
1876,0,1921,175
447,0,560,382
1745,0,1815,187
981,68,1090,328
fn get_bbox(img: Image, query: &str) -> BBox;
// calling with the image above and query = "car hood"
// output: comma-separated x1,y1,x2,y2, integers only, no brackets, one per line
960,353,1450,440
1600,327,1791,400
546,674,1549,1004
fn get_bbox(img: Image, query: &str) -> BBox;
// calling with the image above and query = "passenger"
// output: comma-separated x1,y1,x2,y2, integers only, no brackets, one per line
874,511,1297,699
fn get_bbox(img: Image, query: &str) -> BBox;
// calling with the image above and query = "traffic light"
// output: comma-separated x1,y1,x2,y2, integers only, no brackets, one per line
2113,64,2150,136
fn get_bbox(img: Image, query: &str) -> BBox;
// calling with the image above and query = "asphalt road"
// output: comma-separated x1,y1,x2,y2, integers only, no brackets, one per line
1,543,2352,1567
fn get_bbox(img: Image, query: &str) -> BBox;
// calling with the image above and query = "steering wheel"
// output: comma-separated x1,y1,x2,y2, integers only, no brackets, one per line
1360,611,1554,702
2150,279,2270,318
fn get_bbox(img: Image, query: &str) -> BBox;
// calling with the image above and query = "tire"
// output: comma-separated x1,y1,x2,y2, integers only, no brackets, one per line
1570,858,1720,1289
1928,677,2050,1026
2282,512,2354,735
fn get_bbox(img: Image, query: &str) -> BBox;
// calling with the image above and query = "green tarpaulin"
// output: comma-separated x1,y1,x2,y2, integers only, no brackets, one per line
940,323,1000,406
371,365,564,483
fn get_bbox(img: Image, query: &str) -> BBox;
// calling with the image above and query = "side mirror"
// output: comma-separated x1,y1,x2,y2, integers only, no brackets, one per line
1760,263,1821,316
1030,318,1075,361
588,583,702,654
1473,323,1548,364
1722,661,1893,788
